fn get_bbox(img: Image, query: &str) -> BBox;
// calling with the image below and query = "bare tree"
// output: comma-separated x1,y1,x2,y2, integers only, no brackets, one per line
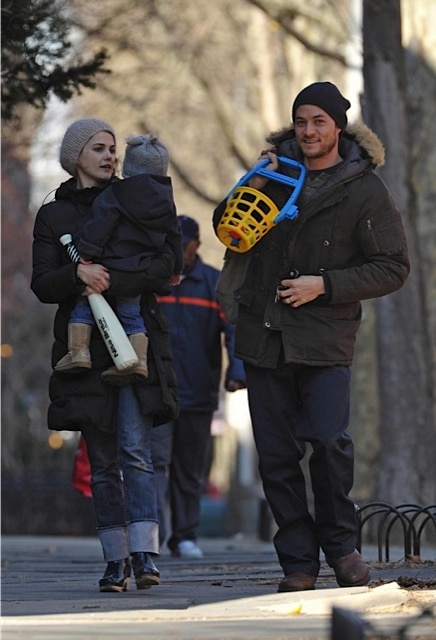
362,0,435,504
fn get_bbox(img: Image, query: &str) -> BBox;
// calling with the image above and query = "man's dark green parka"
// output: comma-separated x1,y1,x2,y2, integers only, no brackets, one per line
213,123,410,369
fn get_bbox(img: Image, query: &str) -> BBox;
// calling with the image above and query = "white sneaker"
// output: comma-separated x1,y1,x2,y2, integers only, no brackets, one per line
176,540,203,558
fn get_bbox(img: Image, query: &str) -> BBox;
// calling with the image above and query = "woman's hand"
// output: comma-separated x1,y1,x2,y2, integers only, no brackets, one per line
77,262,110,294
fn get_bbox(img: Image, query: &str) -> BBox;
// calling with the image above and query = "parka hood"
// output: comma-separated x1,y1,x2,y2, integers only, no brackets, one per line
266,121,385,168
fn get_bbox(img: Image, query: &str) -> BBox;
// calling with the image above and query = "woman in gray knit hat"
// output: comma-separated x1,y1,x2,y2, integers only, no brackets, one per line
55,132,183,385
31,118,179,593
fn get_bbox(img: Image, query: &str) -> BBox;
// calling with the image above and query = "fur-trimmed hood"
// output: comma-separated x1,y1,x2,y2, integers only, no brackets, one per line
266,121,385,168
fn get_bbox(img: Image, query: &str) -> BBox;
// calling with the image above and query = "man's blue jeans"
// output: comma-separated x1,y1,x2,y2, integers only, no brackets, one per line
82,385,159,561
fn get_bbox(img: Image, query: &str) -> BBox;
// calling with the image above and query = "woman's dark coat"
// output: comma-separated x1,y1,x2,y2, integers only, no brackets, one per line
31,179,179,432
213,123,410,368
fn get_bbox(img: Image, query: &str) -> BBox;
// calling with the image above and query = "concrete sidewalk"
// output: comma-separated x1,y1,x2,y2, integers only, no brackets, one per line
1,535,435,639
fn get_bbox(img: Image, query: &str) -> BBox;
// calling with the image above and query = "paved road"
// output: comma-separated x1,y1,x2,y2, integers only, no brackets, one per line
2,536,435,639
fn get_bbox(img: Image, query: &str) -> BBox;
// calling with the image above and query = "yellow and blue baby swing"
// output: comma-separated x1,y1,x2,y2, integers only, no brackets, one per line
217,156,306,253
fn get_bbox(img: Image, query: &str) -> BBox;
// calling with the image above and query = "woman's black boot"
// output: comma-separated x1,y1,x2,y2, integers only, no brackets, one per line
99,558,131,592
131,552,160,589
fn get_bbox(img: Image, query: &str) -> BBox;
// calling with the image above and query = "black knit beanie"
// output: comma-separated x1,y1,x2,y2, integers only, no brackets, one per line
292,82,351,130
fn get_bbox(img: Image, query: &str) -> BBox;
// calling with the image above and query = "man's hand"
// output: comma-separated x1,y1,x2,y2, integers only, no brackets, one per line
248,151,279,190
168,274,182,286
277,275,325,307
225,379,246,392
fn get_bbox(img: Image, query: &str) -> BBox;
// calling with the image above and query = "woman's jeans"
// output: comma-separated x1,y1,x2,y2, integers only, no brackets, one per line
244,360,357,578
81,386,158,561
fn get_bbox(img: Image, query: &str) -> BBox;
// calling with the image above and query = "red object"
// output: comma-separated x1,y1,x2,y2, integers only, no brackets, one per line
72,435,92,498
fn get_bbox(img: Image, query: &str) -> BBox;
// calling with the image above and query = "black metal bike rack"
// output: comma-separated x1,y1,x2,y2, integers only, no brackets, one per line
356,501,436,562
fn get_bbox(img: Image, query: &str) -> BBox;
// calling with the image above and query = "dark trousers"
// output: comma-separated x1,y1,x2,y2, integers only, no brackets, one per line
244,359,357,577
167,410,213,551
150,422,175,546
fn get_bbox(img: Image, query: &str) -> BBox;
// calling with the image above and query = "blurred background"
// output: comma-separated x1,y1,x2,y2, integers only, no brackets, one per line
1,0,435,540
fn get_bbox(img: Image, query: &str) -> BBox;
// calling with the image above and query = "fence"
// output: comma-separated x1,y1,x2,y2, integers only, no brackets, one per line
356,502,436,562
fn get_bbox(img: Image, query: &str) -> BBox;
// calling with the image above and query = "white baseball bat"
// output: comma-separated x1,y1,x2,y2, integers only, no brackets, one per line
60,234,138,371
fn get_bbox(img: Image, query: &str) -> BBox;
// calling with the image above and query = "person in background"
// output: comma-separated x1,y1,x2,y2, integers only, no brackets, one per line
213,82,410,591
31,118,179,593
55,133,183,386
155,215,246,558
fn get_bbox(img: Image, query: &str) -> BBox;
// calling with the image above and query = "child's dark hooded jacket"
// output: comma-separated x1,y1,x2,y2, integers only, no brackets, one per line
77,173,183,275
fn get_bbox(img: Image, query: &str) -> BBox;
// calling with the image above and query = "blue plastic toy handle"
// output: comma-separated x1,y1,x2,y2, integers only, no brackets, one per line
274,205,299,223
226,156,306,222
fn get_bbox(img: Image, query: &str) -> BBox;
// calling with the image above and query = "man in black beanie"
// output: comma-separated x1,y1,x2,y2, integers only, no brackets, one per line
291,81,351,131
213,82,409,592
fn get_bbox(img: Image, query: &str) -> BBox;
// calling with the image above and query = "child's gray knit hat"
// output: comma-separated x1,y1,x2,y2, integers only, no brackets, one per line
122,134,169,178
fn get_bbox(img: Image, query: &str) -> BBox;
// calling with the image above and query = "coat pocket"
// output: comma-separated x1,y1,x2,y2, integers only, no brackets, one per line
216,250,252,323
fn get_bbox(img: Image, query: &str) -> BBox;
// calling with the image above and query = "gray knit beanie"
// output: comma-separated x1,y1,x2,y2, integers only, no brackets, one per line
292,82,351,131
60,118,116,176
122,134,169,178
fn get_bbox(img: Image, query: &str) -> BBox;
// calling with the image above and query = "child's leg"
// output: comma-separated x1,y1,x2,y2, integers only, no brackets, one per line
115,296,146,336
101,296,149,386
70,296,95,325
55,297,94,373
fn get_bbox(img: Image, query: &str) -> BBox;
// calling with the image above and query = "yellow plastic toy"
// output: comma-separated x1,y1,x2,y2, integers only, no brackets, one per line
217,157,306,253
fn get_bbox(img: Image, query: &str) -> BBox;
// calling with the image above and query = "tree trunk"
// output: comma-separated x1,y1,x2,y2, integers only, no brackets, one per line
362,0,435,504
